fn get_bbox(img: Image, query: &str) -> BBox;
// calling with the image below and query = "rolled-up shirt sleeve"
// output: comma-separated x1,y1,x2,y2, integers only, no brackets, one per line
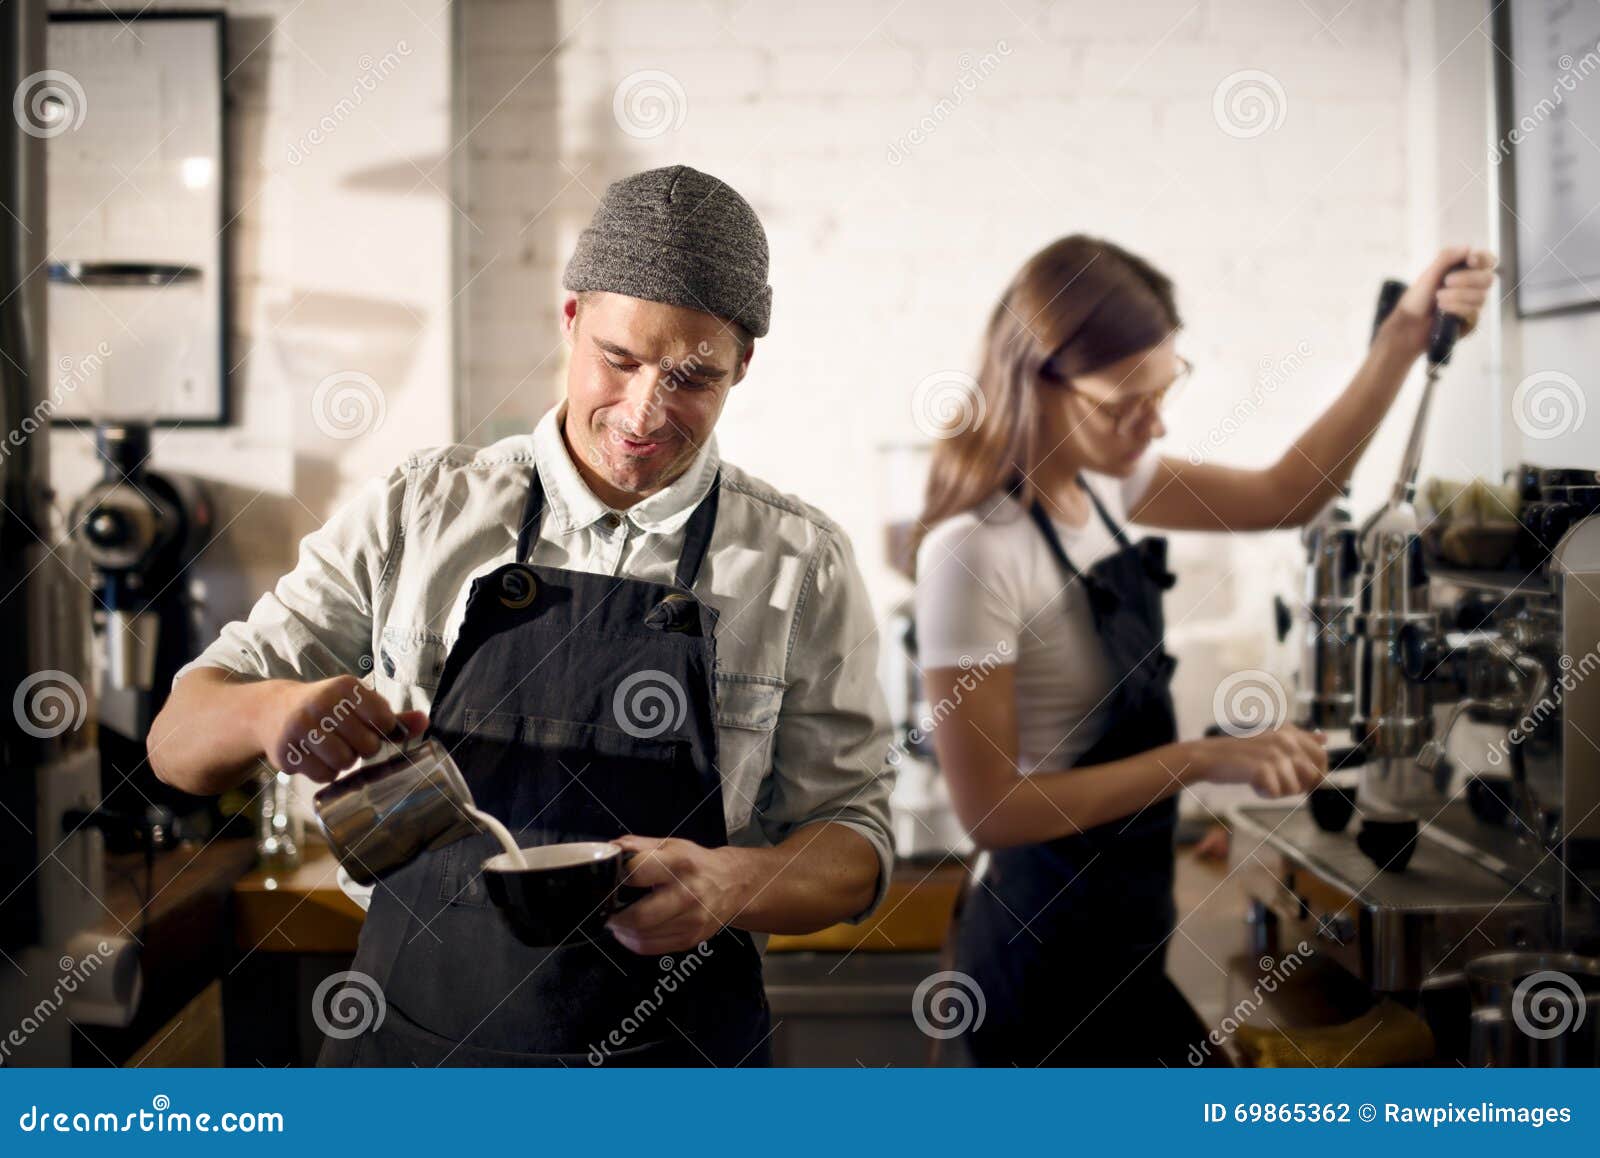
757,526,896,921
173,466,406,688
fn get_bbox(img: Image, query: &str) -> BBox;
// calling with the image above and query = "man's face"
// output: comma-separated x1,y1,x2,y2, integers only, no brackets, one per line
561,292,750,504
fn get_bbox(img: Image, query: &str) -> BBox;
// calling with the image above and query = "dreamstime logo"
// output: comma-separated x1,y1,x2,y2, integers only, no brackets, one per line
587,941,714,1065
287,40,412,165
1511,370,1586,441
1212,69,1286,139
621,339,718,434
14,70,87,139
1186,340,1311,463
1212,669,1288,738
612,70,686,139
281,684,366,770
912,370,985,439
1189,941,1315,1065
0,940,115,1064
312,970,387,1040
312,370,386,440
2,342,112,461
889,640,1012,766
13,670,88,739
1486,646,1599,768
911,970,986,1039
1490,39,1600,166
613,670,687,739
1511,970,1589,1041
886,40,1011,164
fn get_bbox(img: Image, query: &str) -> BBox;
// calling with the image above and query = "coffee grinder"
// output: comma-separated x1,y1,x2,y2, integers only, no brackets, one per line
69,421,215,832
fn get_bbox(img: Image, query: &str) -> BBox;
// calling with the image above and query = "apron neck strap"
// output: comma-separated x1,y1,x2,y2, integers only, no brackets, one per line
673,471,721,590
1023,473,1132,575
1025,497,1083,580
516,467,547,563
517,465,723,591
1079,474,1132,549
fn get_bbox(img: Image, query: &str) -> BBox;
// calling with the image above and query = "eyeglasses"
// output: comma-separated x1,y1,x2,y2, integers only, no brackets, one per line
1059,356,1193,437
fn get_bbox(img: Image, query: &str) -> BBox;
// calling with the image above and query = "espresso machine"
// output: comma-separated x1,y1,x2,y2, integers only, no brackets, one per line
1275,280,1405,740
1236,275,1600,1064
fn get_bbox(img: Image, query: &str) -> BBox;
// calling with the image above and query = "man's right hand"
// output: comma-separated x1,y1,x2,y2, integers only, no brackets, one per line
253,675,428,782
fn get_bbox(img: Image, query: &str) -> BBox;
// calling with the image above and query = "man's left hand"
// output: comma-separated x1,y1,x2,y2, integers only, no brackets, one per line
605,835,749,955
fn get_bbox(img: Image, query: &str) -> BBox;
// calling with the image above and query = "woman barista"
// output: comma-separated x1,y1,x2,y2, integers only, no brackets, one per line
912,236,1495,1066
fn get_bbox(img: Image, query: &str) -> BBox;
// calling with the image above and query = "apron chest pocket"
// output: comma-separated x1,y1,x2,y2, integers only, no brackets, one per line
713,674,784,826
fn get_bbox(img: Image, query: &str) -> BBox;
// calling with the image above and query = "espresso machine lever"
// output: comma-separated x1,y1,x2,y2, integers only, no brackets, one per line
1387,280,1467,509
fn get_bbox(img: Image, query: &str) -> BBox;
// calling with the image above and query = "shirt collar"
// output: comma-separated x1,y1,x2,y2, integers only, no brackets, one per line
532,404,721,536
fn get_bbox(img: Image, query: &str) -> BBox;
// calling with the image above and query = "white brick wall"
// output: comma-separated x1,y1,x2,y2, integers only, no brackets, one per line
39,0,1499,743
459,0,1466,740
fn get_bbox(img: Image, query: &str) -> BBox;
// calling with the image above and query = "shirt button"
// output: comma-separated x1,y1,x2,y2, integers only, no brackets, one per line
601,513,622,531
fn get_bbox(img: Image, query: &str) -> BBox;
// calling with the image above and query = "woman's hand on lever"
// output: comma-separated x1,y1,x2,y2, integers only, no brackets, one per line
1183,724,1328,799
1130,245,1497,533
1377,245,1497,358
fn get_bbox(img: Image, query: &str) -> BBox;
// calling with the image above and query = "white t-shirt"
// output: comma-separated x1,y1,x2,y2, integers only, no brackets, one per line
914,454,1160,773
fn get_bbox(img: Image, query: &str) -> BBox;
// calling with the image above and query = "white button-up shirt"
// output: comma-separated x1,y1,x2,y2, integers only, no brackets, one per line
180,406,895,916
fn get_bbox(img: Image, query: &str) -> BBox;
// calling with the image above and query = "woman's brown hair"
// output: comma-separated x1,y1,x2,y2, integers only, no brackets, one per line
909,235,1181,571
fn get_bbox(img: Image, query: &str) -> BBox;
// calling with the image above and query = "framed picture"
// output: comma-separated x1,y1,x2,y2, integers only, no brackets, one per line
1495,0,1600,319
44,10,228,425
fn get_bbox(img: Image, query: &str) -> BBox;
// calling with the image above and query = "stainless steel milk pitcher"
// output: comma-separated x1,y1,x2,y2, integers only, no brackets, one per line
312,738,479,885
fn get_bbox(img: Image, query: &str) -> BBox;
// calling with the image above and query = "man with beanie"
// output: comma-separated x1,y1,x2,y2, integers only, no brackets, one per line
150,167,895,1066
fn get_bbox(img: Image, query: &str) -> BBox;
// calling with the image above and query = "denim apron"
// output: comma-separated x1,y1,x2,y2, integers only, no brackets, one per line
319,466,771,1066
953,480,1210,1066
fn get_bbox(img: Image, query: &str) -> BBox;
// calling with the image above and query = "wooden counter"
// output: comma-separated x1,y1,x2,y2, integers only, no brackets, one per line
232,838,1257,971
233,845,366,955
229,838,1259,1066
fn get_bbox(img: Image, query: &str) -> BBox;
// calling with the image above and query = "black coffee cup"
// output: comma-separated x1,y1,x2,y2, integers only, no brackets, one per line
482,842,645,947
1356,817,1419,872
1309,783,1357,833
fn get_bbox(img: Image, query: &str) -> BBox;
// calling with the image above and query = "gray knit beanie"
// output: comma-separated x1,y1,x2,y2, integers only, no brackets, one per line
562,165,772,338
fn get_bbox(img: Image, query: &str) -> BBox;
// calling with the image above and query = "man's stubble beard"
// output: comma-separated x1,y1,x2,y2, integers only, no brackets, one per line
595,435,696,496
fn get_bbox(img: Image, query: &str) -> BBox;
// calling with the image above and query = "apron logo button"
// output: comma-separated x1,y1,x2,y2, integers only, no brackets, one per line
499,566,539,610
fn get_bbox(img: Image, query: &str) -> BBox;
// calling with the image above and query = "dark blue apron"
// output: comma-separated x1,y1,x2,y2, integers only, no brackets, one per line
319,466,771,1066
952,479,1211,1066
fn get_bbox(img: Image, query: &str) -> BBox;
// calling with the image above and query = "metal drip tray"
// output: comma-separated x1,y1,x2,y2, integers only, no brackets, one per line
1236,804,1548,912
1233,803,1555,992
